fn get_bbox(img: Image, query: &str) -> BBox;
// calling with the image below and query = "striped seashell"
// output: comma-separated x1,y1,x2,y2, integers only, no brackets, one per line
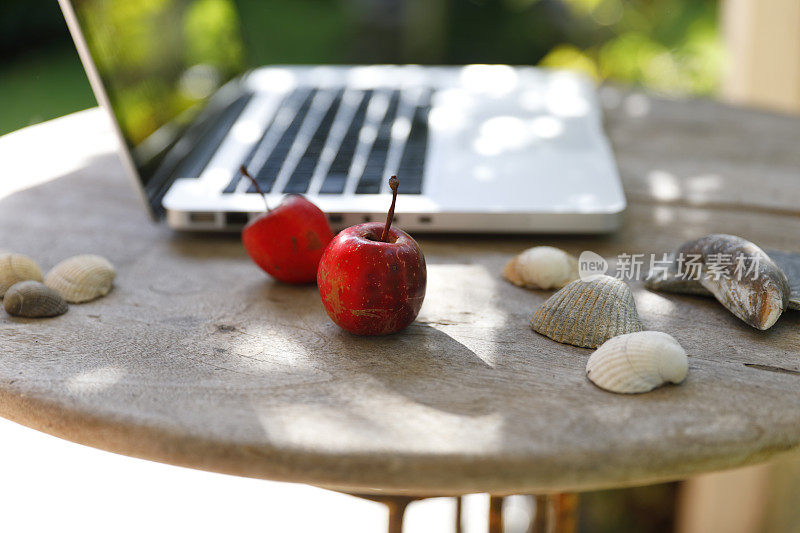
0,253,43,297
503,246,579,290
3,281,68,318
586,331,688,394
44,254,115,303
530,275,643,348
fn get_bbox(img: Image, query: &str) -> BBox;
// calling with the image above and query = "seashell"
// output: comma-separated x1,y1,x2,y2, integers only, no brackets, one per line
503,246,579,290
0,253,43,297
646,235,790,330
646,248,800,313
682,235,790,330
644,253,713,297
3,281,68,318
586,331,688,394
44,254,115,303
530,275,643,348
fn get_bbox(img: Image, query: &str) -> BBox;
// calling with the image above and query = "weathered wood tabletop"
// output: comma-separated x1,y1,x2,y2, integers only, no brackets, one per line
0,89,798,496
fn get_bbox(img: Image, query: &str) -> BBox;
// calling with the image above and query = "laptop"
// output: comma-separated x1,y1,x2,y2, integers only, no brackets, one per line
58,0,625,233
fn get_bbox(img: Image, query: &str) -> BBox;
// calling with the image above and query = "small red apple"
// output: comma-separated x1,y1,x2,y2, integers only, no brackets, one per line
239,166,333,284
317,176,426,335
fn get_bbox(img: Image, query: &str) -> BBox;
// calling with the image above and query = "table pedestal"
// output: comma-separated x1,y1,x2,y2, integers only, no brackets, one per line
349,492,578,533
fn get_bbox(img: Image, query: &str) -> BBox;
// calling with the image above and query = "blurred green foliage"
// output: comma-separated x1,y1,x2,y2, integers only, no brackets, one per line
0,0,723,136
0,0,97,135
236,0,349,64
0,47,96,135
77,0,245,144
540,0,723,95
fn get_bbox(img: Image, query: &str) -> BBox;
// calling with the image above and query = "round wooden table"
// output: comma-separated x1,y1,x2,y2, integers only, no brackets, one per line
1,89,799,532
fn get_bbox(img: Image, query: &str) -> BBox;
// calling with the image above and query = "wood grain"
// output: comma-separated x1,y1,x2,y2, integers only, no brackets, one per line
0,99,798,495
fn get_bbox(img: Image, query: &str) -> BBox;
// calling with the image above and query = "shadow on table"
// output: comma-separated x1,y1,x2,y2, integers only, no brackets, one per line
227,279,499,417
326,322,497,418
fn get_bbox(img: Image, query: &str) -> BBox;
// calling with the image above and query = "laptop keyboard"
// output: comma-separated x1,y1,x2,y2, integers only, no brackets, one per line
354,90,401,194
283,89,344,193
223,87,432,195
318,90,373,194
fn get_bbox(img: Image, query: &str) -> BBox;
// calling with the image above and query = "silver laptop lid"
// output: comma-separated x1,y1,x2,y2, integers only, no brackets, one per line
58,0,249,216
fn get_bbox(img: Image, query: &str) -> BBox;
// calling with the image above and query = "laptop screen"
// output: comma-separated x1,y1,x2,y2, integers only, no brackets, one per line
65,0,248,212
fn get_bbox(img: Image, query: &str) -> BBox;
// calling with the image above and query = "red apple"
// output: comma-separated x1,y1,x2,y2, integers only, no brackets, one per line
239,166,333,284
317,177,426,335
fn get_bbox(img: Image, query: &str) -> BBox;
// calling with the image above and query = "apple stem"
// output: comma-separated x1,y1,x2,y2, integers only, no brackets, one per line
380,175,399,242
239,165,270,212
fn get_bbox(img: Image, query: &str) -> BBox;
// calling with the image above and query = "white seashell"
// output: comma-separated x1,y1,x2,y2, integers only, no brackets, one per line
503,246,579,290
4,281,68,318
44,255,115,303
586,331,688,394
530,275,643,348
0,253,43,297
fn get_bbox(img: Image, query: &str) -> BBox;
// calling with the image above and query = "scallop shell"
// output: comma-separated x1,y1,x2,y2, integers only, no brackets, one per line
3,281,68,318
503,246,579,290
44,255,115,303
586,331,688,394
530,275,643,348
0,253,43,297
646,234,790,330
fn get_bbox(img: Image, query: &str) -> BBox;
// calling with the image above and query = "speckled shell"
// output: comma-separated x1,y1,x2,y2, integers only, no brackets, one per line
44,255,115,303
586,331,688,394
3,281,68,318
644,253,711,296
645,248,800,313
0,253,43,297
530,275,643,348
646,235,790,330
503,246,579,290
685,235,790,330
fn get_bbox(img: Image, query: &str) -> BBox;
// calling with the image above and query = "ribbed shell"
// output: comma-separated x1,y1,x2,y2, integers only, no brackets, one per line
586,331,688,394
503,246,579,290
0,253,43,297
44,254,115,303
530,275,643,348
3,281,68,318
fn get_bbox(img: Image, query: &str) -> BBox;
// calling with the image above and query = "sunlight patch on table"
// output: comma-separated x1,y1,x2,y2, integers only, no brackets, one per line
67,366,125,394
0,109,116,201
